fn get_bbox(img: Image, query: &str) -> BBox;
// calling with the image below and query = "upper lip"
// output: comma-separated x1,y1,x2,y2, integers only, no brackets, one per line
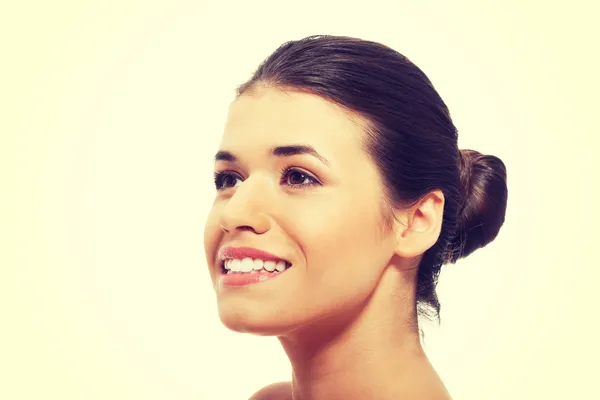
218,246,290,264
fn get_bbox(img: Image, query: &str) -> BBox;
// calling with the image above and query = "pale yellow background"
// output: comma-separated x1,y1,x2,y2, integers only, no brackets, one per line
2,1,598,399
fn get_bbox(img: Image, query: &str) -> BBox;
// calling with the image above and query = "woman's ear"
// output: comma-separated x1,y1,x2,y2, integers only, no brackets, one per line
393,190,445,258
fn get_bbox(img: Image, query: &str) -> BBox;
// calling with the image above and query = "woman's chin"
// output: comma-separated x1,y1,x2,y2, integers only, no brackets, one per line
218,309,292,336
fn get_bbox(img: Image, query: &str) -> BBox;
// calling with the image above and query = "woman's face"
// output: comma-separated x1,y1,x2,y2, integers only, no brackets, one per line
203,87,398,335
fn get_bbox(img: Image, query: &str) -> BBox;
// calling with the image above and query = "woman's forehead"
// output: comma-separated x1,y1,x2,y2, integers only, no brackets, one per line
221,88,366,153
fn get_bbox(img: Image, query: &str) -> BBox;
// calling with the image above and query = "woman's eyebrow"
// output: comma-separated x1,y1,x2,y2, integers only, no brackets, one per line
271,145,330,166
214,150,236,163
214,145,330,166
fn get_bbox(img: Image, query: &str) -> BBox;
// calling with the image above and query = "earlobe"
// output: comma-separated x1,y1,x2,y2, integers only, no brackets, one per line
393,190,445,258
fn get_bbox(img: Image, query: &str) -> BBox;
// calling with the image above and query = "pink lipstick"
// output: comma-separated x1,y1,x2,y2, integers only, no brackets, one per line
219,247,287,263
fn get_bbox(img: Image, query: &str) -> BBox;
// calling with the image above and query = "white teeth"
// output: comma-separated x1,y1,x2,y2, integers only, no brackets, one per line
275,261,286,272
240,258,254,272
252,259,264,270
223,258,290,274
263,261,276,272
229,259,241,272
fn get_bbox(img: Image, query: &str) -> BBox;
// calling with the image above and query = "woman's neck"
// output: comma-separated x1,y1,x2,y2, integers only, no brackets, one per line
278,267,449,400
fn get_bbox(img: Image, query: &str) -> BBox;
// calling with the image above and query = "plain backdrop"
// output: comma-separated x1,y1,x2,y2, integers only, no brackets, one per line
2,1,599,399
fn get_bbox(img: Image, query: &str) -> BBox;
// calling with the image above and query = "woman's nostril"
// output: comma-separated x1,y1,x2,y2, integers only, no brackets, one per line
220,211,272,235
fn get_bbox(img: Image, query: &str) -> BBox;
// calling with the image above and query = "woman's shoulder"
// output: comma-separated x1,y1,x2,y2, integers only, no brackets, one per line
248,381,293,400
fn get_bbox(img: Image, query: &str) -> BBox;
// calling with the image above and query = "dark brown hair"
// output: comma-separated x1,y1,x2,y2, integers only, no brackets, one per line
234,35,508,319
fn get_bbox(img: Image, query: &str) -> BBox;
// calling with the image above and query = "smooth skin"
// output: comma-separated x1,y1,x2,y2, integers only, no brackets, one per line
204,86,451,400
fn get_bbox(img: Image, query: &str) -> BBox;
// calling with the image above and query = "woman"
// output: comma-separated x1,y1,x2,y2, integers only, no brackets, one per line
204,35,508,399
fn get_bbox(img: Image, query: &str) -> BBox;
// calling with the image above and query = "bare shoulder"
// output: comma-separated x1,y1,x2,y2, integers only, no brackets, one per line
248,381,292,400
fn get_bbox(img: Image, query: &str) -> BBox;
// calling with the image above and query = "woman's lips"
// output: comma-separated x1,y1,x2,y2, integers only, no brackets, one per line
216,246,293,287
219,246,289,264
219,270,286,287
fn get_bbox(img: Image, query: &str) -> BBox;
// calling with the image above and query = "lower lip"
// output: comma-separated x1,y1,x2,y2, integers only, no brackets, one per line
218,270,287,287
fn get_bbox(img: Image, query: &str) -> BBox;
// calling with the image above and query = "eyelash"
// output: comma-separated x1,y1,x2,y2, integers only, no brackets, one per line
213,167,322,191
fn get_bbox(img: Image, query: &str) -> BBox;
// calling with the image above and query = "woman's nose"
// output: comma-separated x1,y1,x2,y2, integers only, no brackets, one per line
219,176,271,235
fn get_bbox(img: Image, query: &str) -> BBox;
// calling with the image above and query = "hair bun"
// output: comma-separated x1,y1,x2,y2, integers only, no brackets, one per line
446,149,508,263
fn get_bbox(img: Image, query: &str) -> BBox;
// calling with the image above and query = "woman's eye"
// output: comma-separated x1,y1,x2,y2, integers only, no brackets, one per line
282,168,320,187
214,172,242,190
214,169,320,191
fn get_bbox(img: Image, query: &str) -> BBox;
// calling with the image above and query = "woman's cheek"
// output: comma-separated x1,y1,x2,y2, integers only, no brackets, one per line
289,198,372,266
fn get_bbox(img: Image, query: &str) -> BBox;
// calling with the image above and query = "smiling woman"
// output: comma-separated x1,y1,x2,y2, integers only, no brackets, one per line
203,35,508,400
